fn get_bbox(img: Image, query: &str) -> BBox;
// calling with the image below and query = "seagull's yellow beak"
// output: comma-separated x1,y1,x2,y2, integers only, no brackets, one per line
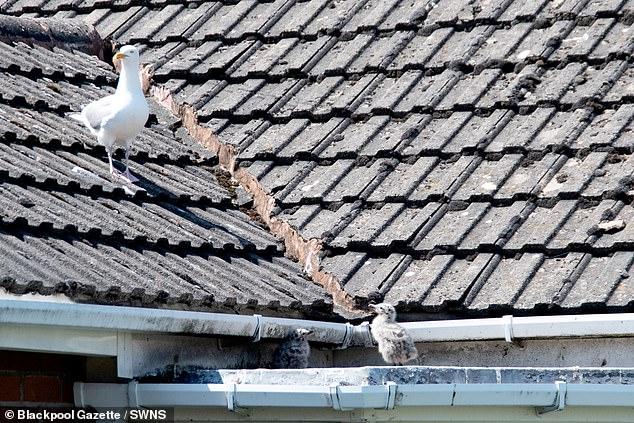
113,52,126,61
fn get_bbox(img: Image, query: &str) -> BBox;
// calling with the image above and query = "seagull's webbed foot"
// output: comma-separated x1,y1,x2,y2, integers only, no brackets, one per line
121,145,138,183
122,168,139,183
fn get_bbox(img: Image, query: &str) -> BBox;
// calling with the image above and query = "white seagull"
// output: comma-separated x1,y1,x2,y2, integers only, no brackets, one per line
70,45,149,182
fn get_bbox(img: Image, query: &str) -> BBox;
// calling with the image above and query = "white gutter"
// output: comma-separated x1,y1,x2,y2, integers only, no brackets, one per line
75,381,634,411
4,299,634,347
0,299,360,345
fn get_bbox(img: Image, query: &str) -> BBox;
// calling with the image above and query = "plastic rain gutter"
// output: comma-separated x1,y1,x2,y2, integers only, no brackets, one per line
4,300,634,350
75,381,634,412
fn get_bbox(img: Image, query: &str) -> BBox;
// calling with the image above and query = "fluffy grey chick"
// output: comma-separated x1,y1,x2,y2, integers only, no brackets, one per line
369,303,418,366
272,328,313,369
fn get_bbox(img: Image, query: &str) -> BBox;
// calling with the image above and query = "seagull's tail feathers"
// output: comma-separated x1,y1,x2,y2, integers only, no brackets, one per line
69,112,84,122
69,111,99,137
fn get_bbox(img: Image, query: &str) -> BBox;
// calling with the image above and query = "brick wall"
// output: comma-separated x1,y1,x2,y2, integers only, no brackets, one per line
0,351,85,406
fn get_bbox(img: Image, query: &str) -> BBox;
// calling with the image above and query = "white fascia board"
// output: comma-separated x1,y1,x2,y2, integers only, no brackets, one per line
0,324,117,356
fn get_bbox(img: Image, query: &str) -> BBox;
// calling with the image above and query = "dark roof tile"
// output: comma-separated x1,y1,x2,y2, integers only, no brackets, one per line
10,0,634,317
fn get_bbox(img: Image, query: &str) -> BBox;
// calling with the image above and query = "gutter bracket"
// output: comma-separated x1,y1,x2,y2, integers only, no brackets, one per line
537,381,567,415
251,314,263,343
330,383,349,411
338,323,355,349
128,381,139,408
385,382,397,410
355,321,375,347
503,315,514,343
226,383,237,411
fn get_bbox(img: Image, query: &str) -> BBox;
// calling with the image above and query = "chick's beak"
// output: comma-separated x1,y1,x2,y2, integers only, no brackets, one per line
113,52,126,61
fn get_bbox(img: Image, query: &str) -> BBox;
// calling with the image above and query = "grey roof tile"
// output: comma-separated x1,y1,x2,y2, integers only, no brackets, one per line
374,203,442,248
513,253,584,310
383,255,453,305
0,40,332,316
538,153,608,199
467,253,543,310
452,155,523,202
277,118,346,159
13,0,634,317
394,70,461,113
318,116,389,159
559,60,628,106
421,253,494,309
388,28,453,70
346,31,414,73
494,154,564,200
441,110,512,153
583,152,634,197
367,157,439,202
302,0,372,35
548,200,618,249
595,204,634,249
505,201,577,249
459,202,527,249
343,253,407,301
549,18,616,62
426,26,494,70
408,156,476,202
323,158,391,202
189,1,257,40
340,0,401,32
511,21,574,62
528,108,593,151
415,202,490,250
588,20,634,60
265,0,330,37
484,108,556,153
401,112,471,155
467,23,533,68
279,160,353,204
562,252,634,308
309,34,373,76
330,203,403,248
378,0,437,30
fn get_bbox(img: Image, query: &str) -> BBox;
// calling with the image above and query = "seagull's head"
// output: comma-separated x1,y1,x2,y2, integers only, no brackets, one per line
113,45,140,66
369,303,397,321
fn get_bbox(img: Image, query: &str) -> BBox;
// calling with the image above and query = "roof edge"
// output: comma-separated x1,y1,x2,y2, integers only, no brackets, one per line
0,15,104,58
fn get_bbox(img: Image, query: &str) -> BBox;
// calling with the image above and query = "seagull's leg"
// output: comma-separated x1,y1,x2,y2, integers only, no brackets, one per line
122,143,138,183
107,145,115,176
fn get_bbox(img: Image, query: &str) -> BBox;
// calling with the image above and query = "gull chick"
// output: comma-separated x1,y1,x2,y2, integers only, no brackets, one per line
369,303,418,366
272,328,313,369
70,45,149,182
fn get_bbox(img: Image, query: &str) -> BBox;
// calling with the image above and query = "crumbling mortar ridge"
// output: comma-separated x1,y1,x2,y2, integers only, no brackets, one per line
149,83,360,316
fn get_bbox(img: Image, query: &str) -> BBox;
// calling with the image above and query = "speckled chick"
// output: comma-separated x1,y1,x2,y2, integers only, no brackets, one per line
272,328,313,369
369,303,418,366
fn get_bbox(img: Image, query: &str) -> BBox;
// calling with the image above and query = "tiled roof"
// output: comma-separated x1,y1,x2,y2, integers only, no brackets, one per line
0,40,332,317
4,0,634,317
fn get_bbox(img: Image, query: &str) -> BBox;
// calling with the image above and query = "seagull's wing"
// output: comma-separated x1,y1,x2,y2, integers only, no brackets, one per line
81,95,118,132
